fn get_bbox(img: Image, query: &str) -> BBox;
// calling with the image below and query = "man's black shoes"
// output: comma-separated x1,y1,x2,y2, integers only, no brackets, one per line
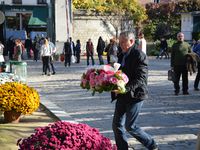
175,92,179,96
183,91,189,95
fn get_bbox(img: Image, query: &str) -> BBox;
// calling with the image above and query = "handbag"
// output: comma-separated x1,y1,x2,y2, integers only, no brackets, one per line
60,54,65,62
168,69,175,82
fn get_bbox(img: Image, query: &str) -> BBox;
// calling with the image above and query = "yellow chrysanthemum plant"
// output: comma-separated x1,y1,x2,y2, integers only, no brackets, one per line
0,82,40,115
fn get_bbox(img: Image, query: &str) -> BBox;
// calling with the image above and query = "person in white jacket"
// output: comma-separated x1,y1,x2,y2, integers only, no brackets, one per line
48,38,56,75
138,32,147,55
40,38,51,76
0,41,4,62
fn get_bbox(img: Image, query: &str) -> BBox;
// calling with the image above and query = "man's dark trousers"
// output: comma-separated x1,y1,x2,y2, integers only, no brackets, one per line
112,98,156,150
173,65,188,93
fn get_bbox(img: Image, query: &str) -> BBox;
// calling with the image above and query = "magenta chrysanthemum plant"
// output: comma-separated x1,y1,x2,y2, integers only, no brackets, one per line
17,121,116,150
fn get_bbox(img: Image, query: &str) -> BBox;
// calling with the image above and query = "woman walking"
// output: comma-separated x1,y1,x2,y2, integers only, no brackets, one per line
40,38,51,76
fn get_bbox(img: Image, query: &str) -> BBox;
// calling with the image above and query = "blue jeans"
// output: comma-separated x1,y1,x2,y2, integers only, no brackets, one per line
112,99,157,150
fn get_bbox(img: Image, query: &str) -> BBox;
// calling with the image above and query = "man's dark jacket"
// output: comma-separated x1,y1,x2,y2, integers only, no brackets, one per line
111,46,148,102
64,42,72,55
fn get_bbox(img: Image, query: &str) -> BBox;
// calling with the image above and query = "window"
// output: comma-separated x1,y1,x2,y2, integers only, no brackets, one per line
13,0,22,4
38,0,47,4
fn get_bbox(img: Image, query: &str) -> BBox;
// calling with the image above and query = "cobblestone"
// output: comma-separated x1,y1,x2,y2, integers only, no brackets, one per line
27,57,200,150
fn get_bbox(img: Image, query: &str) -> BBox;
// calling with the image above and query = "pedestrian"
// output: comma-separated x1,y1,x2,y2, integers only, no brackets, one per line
2,41,9,62
104,39,113,64
171,32,191,95
33,38,40,62
109,38,118,64
0,41,4,62
63,38,72,67
97,36,105,65
25,35,33,59
193,40,200,91
111,31,158,150
7,37,15,60
104,38,118,64
191,39,198,51
138,32,147,54
69,37,75,53
48,38,56,75
40,38,51,76
86,38,95,66
156,37,169,59
13,39,23,61
75,39,81,63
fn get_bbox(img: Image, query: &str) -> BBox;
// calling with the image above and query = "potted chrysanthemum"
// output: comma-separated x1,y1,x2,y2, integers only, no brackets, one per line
17,121,116,150
0,82,40,123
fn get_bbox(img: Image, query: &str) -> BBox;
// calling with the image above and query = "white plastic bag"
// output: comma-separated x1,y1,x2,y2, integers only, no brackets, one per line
71,55,77,63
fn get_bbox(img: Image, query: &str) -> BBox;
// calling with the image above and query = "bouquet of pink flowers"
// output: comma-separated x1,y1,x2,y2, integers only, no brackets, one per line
80,63,129,95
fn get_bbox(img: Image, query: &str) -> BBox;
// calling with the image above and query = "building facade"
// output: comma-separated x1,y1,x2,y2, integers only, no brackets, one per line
181,11,200,41
0,0,53,44
0,0,73,48
54,0,73,51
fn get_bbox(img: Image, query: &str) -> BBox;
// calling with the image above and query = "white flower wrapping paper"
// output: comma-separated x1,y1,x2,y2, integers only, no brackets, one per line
0,73,20,84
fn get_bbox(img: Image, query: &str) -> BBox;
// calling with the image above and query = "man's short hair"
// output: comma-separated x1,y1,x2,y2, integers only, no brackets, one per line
120,31,135,40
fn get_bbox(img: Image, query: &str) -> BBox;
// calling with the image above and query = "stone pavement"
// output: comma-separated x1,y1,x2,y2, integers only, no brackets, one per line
25,56,200,150
1,56,200,150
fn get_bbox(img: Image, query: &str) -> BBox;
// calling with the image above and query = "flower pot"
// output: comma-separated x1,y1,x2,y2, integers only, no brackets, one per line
4,110,21,123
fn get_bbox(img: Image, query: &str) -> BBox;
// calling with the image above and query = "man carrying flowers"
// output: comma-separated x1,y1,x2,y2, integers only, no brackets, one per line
111,31,158,150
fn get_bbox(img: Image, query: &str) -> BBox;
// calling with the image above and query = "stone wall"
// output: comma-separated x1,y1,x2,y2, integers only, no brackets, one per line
72,15,116,54
56,10,134,55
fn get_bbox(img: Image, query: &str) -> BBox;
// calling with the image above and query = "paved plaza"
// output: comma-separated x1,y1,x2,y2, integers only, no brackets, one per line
26,56,200,150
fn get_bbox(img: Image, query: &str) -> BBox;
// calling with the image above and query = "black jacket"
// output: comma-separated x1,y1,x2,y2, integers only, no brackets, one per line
97,39,105,55
64,42,72,55
111,46,148,102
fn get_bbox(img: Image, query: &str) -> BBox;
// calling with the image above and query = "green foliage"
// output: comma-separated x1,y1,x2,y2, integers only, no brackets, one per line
72,0,147,24
143,21,157,41
167,38,176,53
155,23,171,39
145,2,180,41
147,42,159,56
192,32,200,41
144,0,200,41
167,38,176,49
147,39,176,56
175,0,200,13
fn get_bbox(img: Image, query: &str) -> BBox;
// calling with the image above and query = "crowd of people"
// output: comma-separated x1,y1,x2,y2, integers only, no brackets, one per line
1,32,200,90
0,34,57,75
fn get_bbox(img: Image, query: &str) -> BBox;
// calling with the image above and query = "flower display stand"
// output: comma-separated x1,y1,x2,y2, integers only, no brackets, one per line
4,110,21,123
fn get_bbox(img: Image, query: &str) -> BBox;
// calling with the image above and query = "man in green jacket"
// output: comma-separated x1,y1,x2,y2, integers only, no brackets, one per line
171,32,191,95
